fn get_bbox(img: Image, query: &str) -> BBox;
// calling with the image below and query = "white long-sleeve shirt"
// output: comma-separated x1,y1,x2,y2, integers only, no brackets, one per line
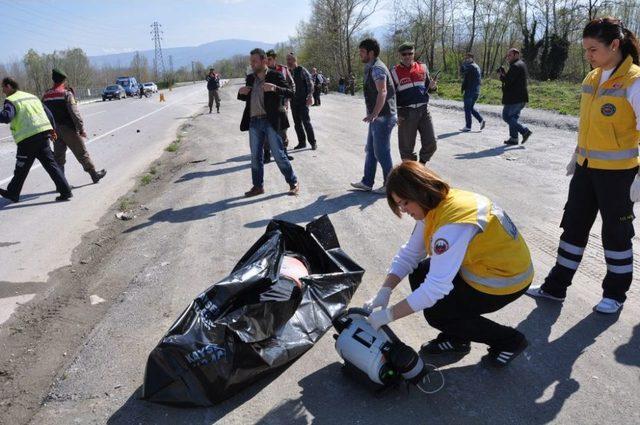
388,220,479,312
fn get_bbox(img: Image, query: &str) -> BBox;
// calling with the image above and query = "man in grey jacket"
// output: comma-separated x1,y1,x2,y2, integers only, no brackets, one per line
350,38,397,194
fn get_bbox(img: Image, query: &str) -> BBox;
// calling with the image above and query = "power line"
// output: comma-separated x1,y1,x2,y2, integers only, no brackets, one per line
150,21,166,82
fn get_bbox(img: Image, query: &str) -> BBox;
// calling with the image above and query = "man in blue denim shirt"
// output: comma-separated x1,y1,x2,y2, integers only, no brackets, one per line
351,38,397,194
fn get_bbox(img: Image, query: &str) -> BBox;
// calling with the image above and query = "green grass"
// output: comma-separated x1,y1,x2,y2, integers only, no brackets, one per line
118,197,135,212
165,140,180,152
140,174,153,186
434,76,581,116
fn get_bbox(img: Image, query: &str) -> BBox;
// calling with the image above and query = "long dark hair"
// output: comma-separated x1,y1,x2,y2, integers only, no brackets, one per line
583,17,640,65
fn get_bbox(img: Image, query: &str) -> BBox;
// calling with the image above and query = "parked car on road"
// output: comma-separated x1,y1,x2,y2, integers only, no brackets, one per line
102,84,126,101
115,76,140,97
143,82,158,93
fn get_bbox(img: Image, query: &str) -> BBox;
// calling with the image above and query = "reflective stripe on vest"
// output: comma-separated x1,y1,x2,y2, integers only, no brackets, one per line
7,91,52,143
577,146,638,160
599,88,627,97
460,264,534,289
582,85,594,94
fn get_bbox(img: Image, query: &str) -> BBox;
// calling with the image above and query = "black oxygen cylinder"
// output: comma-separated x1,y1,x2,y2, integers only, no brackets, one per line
387,341,427,385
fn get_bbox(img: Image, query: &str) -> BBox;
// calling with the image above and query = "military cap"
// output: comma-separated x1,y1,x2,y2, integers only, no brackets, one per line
398,42,415,52
52,68,67,83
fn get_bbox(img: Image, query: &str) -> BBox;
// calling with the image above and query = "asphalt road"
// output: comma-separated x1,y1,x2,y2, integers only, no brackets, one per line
0,83,206,324
2,80,639,424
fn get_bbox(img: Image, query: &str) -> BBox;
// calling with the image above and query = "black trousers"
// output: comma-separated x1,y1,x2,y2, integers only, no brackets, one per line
313,89,321,106
542,162,637,302
6,134,71,199
291,102,316,146
409,259,528,350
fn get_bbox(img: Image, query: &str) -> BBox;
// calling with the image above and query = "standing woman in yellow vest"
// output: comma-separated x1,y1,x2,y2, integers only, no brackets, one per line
0,77,72,203
364,162,533,367
528,18,640,314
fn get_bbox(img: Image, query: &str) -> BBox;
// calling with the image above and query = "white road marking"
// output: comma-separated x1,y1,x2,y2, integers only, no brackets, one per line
0,89,201,185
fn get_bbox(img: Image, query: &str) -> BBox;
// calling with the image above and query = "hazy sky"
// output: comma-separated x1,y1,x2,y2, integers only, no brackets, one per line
1,0,389,63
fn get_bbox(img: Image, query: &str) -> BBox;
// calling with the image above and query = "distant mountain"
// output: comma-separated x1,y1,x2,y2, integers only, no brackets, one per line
89,39,275,69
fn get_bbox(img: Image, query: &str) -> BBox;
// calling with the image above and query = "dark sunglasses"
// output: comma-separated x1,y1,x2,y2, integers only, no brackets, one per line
401,51,414,56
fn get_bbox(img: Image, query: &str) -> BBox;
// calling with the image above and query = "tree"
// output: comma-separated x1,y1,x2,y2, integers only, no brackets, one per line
130,51,150,83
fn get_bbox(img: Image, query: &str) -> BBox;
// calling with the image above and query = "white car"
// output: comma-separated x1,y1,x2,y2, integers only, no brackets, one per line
143,82,158,93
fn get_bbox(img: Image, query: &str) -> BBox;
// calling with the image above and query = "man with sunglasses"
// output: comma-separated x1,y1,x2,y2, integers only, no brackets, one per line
390,42,438,165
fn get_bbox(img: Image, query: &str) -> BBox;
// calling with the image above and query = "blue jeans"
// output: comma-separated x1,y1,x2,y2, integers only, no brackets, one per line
249,117,297,188
361,114,397,188
502,102,529,139
463,93,483,129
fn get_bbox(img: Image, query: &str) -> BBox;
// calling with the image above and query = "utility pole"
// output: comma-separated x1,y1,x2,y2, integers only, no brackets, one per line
150,21,166,82
168,55,174,85
191,61,195,84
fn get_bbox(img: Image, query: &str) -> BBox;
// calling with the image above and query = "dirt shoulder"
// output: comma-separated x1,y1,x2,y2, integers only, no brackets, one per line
0,116,206,425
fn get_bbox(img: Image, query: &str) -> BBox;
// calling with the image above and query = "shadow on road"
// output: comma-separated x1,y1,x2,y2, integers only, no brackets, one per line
437,131,462,139
244,191,382,229
615,323,640,368
107,365,293,425
210,154,252,165
174,163,250,183
0,190,60,210
252,300,619,424
104,299,620,424
123,193,288,233
454,144,524,160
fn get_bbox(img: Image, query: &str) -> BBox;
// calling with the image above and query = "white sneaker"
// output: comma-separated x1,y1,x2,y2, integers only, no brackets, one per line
373,185,387,194
594,297,623,314
350,181,372,191
460,127,471,132
526,286,565,302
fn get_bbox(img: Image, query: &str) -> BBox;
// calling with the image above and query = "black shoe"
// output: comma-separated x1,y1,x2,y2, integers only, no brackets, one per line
209,108,212,114
421,335,471,355
0,188,19,203
485,337,528,367
503,138,519,145
264,156,272,164
216,106,220,113
90,169,107,184
293,143,307,150
521,129,533,144
287,154,294,160
310,143,317,150
55,192,73,202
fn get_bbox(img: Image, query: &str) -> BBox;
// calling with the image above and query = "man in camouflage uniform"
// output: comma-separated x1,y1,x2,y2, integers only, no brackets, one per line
42,69,106,184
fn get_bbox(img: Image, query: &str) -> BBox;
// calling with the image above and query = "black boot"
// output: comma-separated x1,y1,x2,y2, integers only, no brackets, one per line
90,169,107,184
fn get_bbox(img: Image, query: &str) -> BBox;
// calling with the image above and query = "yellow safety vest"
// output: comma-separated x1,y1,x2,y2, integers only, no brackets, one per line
6,90,53,144
577,55,640,170
423,189,534,295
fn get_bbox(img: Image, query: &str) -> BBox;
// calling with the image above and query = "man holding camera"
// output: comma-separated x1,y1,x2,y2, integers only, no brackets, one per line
497,48,532,145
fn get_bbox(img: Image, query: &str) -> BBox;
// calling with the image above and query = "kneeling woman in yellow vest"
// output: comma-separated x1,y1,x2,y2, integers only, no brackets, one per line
364,162,533,367
528,17,640,315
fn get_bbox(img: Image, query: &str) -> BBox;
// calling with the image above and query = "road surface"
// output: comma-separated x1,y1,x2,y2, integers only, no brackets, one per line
1,80,638,424
0,83,206,325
